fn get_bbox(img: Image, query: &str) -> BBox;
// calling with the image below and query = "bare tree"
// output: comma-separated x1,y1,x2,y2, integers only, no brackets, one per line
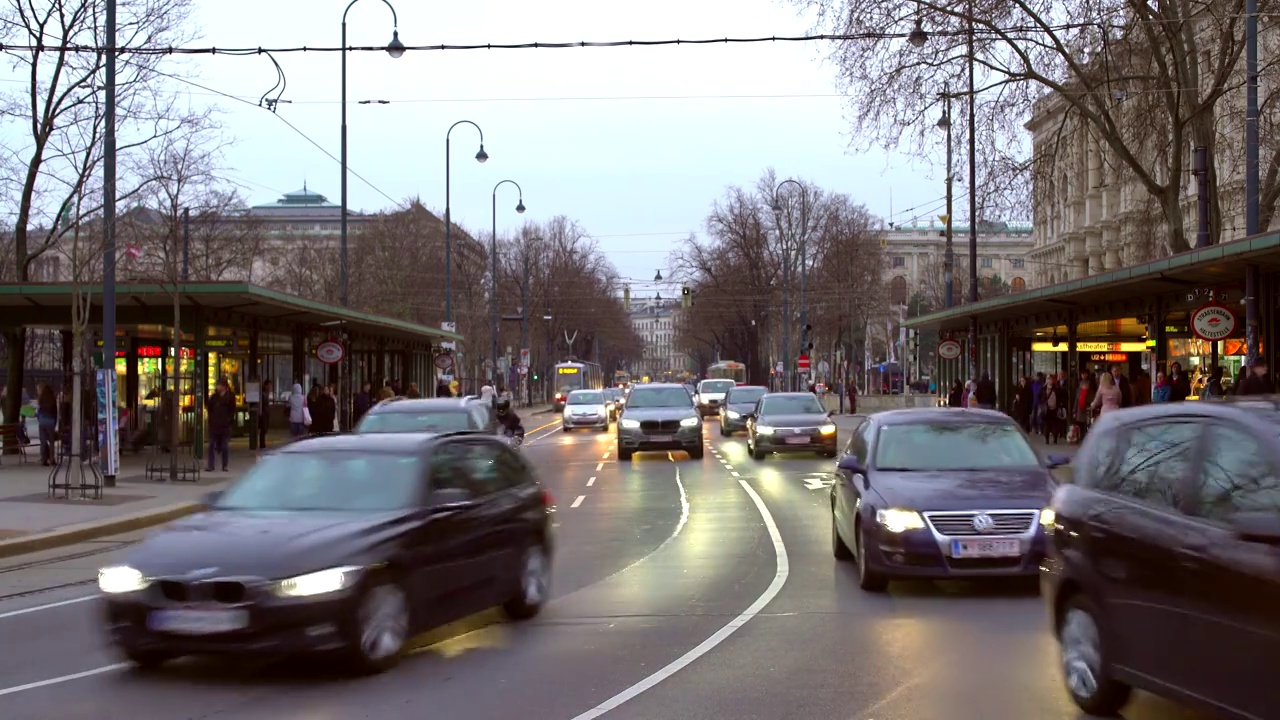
801,0,1260,256
0,0,199,424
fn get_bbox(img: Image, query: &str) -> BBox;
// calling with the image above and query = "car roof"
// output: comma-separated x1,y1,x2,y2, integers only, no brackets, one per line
631,383,688,390
568,388,603,394
763,392,821,399
278,432,439,453
872,407,1015,425
730,385,768,391
367,397,477,413
1089,396,1280,430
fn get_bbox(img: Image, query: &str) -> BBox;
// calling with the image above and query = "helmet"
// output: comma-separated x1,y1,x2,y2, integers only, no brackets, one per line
495,398,511,414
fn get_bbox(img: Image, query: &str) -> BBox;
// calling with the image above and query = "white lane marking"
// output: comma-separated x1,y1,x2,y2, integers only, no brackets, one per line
723,464,734,470
602,452,610,459
596,462,604,471
570,478,788,720
587,476,596,487
0,663,127,697
571,495,586,508
0,594,97,620
730,471,741,477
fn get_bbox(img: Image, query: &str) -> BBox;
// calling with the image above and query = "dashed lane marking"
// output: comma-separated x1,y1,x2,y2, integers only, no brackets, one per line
596,462,604,471
587,476,596,487
571,495,586,508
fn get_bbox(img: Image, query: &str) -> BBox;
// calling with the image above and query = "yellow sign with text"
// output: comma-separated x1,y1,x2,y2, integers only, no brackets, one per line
1031,342,1147,353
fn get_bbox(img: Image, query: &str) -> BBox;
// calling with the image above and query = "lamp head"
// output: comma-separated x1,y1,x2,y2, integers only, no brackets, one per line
908,22,928,48
386,30,406,58
475,144,489,163
515,200,526,214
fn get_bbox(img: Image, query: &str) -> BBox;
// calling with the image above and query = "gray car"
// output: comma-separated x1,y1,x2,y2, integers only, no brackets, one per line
719,385,768,436
616,383,704,461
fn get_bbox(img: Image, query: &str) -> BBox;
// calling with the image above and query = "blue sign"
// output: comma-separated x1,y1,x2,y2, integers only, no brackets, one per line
96,369,119,476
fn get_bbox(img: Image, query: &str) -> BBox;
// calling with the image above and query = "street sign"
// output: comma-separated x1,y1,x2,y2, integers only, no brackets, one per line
798,355,811,373
774,361,784,373
434,353,453,370
520,348,530,365
316,340,344,364
518,366,528,376
816,360,830,374
937,339,962,360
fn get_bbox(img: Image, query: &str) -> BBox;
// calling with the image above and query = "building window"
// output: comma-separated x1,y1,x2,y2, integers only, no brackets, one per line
1011,258,1025,269
890,276,908,305
892,256,905,267
980,257,993,268
1011,277,1026,292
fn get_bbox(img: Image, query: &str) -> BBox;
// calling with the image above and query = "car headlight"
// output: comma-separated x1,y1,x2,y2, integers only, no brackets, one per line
680,417,700,427
727,410,741,419
1039,507,1056,527
819,423,837,435
98,566,149,594
274,566,363,598
620,418,640,429
756,425,775,435
875,508,926,533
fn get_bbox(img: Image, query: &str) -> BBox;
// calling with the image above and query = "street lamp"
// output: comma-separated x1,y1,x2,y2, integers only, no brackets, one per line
445,120,488,323
340,0,401,432
914,9,978,382
937,84,954,309
491,179,525,385
654,269,663,282
773,179,808,391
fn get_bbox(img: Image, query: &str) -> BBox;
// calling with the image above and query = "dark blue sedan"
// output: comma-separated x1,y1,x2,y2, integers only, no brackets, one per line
830,408,1066,592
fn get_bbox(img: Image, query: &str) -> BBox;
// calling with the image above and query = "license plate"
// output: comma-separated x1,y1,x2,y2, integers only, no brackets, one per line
148,609,249,634
647,435,672,442
785,436,810,445
951,539,1021,558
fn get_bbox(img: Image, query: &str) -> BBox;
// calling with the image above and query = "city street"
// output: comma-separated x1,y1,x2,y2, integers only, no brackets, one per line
0,421,1209,720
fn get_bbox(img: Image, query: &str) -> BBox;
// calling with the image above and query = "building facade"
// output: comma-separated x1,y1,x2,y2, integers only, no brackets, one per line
628,296,687,380
883,220,1036,309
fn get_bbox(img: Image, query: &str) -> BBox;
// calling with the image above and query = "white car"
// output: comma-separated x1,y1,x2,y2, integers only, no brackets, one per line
695,379,736,417
562,389,610,432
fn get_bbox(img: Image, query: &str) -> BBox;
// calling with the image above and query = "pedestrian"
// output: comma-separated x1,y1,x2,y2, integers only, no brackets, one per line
1072,369,1097,443
310,385,336,434
258,379,273,449
975,372,996,409
1043,375,1067,444
1013,376,1032,432
1200,366,1225,399
204,379,234,472
377,385,395,402
846,380,858,414
1237,358,1274,395
1152,371,1173,402
1132,369,1151,406
354,382,373,425
1168,362,1192,402
288,382,309,437
1110,364,1133,408
948,379,963,408
1091,372,1122,417
965,380,980,408
36,383,57,466
1030,372,1045,434
406,382,422,399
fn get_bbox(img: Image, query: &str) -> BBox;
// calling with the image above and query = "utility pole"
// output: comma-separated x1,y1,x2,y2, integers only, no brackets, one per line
101,0,119,488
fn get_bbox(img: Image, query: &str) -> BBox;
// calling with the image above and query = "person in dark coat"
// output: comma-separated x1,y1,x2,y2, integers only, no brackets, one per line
309,385,337,434
975,372,997,409
205,379,235,472
1169,361,1192,402
1238,359,1275,395
948,379,964,408
258,380,273,449
353,382,373,427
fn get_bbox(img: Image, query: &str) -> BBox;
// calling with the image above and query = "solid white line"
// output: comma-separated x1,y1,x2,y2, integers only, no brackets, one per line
570,478,787,720
587,476,596,487
596,462,604,471
0,663,127,697
571,495,586,508
0,594,97,620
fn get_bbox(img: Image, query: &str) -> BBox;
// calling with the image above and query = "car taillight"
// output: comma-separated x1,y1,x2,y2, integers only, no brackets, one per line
541,488,553,506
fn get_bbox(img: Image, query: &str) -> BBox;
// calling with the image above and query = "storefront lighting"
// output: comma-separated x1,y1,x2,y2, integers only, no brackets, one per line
1030,342,1148,353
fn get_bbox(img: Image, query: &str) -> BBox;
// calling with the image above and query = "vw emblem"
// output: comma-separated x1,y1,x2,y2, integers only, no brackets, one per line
971,513,997,533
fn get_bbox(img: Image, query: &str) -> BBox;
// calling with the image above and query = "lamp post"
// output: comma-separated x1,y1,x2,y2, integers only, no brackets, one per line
936,86,954,310
772,179,807,391
445,121,489,323
913,8,978,382
491,180,526,385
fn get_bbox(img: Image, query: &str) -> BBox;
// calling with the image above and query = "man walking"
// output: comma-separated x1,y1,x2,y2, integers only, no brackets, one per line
205,379,234,472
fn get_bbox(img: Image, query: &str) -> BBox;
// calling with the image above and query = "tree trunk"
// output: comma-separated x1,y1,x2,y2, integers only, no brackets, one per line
1163,187,1190,255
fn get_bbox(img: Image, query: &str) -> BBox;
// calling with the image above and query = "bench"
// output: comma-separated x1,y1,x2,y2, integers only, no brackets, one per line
0,422,37,464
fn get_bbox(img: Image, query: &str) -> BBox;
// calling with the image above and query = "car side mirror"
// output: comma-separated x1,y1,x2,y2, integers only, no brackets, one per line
428,488,475,512
1045,454,1071,469
201,490,222,506
1230,512,1280,545
836,455,865,475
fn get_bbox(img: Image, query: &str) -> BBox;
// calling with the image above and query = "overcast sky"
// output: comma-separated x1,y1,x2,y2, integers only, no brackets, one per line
179,0,942,295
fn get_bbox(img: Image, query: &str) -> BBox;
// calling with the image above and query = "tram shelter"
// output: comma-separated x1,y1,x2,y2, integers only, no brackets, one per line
905,232,1280,411
0,281,461,452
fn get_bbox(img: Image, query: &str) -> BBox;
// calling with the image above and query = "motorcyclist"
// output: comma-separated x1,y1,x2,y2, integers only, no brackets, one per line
494,399,524,441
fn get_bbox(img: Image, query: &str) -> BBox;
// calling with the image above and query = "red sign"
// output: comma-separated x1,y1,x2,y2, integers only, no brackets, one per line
137,346,194,359
316,340,345,364
434,353,454,370
937,340,962,360
1191,302,1237,341
797,355,811,372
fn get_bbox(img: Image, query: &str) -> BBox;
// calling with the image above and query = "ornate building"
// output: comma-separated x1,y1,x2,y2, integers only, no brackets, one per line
628,296,687,380
883,220,1036,309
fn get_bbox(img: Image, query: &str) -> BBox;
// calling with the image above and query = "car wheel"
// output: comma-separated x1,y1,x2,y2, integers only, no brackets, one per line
561,425,570,433
618,447,633,461
855,521,889,592
824,449,838,459
121,647,175,670
1059,594,1131,716
720,424,731,437
347,578,410,674
688,443,704,460
832,511,853,561
749,440,764,461
504,543,551,620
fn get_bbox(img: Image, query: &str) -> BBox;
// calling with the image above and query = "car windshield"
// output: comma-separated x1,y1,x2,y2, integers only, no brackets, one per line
874,423,1040,471
727,388,767,404
356,410,477,433
625,388,693,408
215,451,421,511
760,395,825,415
699,380,735,394
568,391,605,405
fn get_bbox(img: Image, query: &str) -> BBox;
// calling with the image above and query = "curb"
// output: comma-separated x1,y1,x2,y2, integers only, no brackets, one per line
0,501,205,560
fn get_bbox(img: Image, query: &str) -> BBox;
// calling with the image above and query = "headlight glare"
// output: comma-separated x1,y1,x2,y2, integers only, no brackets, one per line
1039,507,1056,527
98,566,149,594
819,423,837,435
875,508,926,533
680,417,700,427
620,418,640,429
274,566,363,598
756,425,775,435
727,410,741,419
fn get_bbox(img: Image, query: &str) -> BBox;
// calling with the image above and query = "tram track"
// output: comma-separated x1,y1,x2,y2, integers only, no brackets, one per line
0,541,134,603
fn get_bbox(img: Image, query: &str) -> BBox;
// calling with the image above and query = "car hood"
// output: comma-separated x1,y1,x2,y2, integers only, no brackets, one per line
870,469,1054,511
621,406,697,421
123,510,410,579
725,402,759,414
758,413,831,428
565,404,606,414
698,392,728,401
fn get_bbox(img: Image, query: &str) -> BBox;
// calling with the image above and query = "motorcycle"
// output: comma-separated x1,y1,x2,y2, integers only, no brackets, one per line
503,427,525,448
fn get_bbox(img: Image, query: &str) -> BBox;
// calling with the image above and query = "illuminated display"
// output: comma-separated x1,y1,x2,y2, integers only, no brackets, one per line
558,367,580,375
137,346,195,358
1031,342,1146,353
1089,353,1130,362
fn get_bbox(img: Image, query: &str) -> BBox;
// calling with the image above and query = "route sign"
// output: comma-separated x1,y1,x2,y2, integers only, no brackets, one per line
434,353,454,370
316,340,344,364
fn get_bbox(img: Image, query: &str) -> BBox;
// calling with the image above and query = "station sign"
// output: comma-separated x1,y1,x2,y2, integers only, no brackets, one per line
937,339,962,360
1191,303,1237,341
1031,342,1147,353
315,340,345,364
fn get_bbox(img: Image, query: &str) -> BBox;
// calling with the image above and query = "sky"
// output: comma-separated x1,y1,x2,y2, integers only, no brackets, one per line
174,0,943,297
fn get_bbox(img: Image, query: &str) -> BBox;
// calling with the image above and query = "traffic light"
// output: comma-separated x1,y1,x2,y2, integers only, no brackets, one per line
681,286,692,308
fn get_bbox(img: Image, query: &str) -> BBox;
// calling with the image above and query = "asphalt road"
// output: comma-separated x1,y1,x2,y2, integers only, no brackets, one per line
0,418,1212,720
